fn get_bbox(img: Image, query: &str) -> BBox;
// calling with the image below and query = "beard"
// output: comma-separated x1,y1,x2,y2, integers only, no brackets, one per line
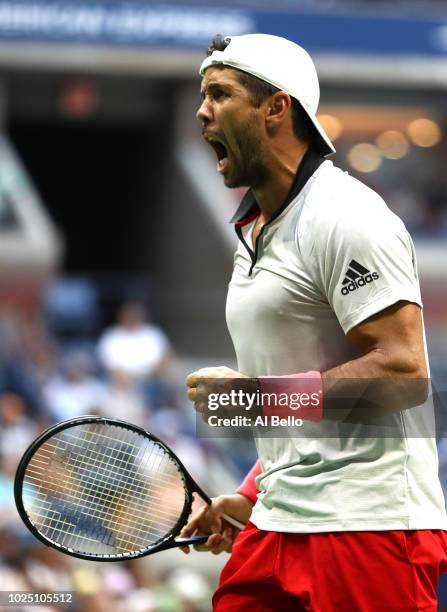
223,120,267,189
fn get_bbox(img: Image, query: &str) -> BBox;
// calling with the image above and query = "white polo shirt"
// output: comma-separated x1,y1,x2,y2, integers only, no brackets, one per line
226,149,447,532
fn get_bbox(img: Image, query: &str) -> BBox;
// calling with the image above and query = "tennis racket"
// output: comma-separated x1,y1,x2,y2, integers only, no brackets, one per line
14,416,245,561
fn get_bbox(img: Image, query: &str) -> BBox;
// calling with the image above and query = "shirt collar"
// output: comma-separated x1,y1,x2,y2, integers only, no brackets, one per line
230,148,325,227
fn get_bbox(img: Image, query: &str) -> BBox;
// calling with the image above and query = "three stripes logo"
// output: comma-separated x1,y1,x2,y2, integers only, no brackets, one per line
341,259,379,295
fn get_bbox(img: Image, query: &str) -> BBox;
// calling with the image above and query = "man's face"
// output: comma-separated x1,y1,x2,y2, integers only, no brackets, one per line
197,67,267,189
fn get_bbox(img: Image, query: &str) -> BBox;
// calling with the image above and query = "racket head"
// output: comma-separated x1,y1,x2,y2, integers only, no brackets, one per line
14,416,206,561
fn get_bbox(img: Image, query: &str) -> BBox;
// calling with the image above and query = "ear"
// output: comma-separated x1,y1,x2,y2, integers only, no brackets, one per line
264,92,292,129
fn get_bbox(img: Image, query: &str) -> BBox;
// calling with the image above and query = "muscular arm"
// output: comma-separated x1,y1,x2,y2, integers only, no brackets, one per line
322,300,429,421
326,301,426,379
187,300,429,422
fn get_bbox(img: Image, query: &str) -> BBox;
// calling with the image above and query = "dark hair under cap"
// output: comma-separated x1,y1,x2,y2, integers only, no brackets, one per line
205,34,320,151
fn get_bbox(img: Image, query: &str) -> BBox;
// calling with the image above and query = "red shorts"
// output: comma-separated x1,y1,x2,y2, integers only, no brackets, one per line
213,523,447,612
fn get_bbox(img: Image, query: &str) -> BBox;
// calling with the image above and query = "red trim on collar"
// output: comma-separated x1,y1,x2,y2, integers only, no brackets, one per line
235,211,259,227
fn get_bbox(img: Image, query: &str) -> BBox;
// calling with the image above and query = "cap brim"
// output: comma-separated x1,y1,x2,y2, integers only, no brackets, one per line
306,111,336,157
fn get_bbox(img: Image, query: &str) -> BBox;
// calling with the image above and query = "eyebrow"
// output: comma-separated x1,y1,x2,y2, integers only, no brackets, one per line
200,82,232,98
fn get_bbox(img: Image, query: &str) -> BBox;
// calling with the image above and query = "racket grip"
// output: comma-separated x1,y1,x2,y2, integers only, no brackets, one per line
221,513,245,531
174,535,209,546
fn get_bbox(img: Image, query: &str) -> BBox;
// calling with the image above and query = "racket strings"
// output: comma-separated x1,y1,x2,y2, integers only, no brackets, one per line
24,430,180,548
26,501,173,551
25,440,183,515
23,475,179,535
22,423,188,556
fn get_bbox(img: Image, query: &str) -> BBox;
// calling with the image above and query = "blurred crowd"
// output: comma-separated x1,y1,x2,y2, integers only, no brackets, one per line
0,293,251,612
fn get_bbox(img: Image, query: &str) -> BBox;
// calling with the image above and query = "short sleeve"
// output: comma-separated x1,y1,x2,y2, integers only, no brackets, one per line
302,190,422,334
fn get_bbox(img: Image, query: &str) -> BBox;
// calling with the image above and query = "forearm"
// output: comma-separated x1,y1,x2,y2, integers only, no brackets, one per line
258,350,428,425
187,304,429,424
322,347,429,421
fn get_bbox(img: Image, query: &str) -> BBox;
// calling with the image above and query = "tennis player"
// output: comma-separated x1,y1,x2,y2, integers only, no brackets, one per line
182,34,447,611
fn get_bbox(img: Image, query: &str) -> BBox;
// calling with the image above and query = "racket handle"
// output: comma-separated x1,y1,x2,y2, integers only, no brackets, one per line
174,535,209,546
222,512,245,531
170,518,245,551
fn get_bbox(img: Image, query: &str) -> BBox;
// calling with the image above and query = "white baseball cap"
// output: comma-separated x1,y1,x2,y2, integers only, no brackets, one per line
200,33,335,157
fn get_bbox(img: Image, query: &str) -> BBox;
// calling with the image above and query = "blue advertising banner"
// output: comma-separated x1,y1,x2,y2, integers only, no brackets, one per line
0,1,445,57
0,2,254,44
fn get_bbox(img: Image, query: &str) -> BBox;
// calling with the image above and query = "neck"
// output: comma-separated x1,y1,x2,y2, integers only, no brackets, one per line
252,141,309,221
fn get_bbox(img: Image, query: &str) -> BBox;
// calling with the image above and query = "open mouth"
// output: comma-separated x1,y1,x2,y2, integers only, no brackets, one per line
205,136,229,172
210,140,227,161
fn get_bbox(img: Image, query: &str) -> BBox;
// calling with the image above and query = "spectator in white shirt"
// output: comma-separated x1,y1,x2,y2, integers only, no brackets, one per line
97,302,173,381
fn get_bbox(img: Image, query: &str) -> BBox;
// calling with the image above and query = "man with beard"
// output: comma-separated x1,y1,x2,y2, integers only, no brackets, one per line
181,34,447,611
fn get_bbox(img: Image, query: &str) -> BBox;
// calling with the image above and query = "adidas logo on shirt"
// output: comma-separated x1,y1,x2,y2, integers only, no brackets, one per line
341,259,379,295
